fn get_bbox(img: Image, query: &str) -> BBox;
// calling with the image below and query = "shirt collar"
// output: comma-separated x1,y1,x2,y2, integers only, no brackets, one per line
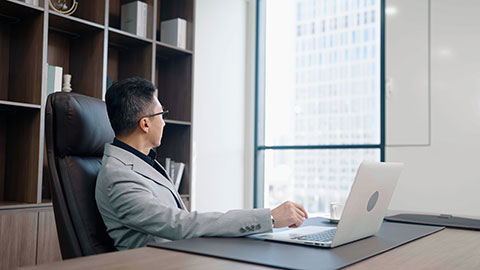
112,138,157,165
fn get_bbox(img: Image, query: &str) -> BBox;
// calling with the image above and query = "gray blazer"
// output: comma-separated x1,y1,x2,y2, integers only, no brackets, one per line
95,144,272,250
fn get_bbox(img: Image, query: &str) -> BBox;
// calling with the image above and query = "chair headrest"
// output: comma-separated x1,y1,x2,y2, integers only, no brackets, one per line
50,92,114,157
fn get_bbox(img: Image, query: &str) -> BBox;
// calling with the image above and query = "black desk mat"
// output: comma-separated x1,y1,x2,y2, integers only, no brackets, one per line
385,213,480,230
149,218,444,270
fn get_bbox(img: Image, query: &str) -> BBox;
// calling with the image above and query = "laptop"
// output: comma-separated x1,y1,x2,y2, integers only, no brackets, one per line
251,161,404,248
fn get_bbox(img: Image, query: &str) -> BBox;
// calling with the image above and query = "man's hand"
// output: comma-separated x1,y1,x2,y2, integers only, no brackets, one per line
271,201,309,228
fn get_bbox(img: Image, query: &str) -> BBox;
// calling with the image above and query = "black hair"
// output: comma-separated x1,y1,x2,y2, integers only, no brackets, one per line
105,77,156,136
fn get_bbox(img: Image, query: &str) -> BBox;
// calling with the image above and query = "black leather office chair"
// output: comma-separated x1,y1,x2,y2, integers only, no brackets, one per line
45,92,116,259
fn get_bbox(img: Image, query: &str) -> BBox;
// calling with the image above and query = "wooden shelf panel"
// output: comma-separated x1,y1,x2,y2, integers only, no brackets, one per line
0,10,43,105
107,36,153,84
0,0,43,20
47,8,105,100
0,200,52,211
158,0,194,22
49,11,104,36
0,209,38,269
49,0,105,25
0,109,40,204
0,201,33,209
0,100,41,110
157,124,190,163
108,28,154,84
108,27,153,48
48,27,104,99
156,41,192,60
156,55,192,122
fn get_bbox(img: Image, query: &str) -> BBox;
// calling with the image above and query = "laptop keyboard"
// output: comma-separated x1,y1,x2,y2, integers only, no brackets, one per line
294,228,337,242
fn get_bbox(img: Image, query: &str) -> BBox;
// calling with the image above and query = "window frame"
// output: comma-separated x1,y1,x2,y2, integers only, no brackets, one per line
253,0,386,208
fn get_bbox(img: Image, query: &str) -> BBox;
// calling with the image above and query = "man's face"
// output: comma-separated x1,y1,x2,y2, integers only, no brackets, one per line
147,90,166,148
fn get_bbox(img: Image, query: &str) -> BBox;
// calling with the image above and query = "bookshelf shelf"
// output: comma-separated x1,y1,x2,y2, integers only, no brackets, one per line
0,100,42,110
48,28,104,99
0,109,40,205
0,0,44,17
0,201,32,210
107,45,153,86
0,200,52,211
49,11,105,34
0,7,43,105
108,27,153,47
155,55,192,122
156,41,193,59
1,1,194,267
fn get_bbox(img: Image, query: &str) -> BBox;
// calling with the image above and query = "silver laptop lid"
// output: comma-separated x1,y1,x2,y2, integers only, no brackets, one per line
331,162,404,247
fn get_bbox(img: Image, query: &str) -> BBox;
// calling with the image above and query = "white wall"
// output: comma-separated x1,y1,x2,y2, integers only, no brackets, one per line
386,0,480,216
192,0,480,216
192,0,255,212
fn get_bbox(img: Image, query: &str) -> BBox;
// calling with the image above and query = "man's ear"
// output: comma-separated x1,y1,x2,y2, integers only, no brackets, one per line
138,118,150,133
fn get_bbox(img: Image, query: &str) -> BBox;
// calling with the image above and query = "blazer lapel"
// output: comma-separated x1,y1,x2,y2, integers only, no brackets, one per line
105,144,186,210
131,156,185,210
152,159,187,210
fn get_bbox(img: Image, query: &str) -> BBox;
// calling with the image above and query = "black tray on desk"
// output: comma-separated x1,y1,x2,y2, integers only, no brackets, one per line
149,218,444,270
385,213,480,231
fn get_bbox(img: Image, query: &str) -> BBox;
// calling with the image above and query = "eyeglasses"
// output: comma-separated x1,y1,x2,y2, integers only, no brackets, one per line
138,109,169,124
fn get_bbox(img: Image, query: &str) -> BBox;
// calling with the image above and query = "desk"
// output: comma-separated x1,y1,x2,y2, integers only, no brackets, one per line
20,228,480,270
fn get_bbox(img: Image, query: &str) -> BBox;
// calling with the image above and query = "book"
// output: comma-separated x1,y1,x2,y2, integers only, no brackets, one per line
165,157,171,179
21,0,39,6
160,18,187,49
47,64,63,96
170,160,176,181
174,162,185,190
121,1,148,38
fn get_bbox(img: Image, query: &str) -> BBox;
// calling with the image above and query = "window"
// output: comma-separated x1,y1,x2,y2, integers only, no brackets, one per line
256,0,384,214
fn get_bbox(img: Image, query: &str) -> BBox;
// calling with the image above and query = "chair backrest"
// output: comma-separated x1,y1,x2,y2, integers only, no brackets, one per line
45,92,116,259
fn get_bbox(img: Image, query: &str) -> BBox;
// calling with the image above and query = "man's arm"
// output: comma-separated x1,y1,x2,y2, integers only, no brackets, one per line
106,179,272,240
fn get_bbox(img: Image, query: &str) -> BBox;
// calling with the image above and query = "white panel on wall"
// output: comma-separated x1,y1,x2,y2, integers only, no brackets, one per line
192,0,248,212
387,0,480,216
386,0,430,146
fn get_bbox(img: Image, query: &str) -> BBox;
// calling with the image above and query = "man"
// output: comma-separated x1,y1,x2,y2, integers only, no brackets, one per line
96,77,308,250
